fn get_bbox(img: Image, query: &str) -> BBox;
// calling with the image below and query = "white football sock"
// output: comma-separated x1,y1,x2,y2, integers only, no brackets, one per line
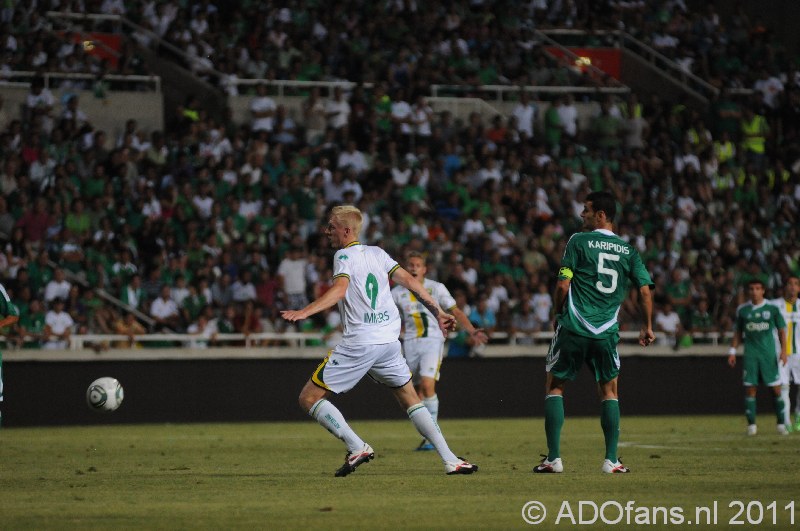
781,384,791,425
407,403,458,463
309,399,365,453
422,394,439,425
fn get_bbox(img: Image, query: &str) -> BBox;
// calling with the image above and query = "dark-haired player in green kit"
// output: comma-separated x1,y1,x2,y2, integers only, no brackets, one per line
534,191,655,474
727,279,788,436
0,282,20,427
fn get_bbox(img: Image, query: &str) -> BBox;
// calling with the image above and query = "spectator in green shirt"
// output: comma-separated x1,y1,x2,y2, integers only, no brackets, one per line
591,100,622,155
17,298,45,349
544,98,563,155
689,297,717,344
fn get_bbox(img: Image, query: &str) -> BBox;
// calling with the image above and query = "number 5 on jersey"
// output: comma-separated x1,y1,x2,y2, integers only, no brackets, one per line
596,253,619,294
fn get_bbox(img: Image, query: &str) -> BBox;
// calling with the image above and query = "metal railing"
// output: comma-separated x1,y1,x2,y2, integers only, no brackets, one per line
614,31,719,103
44,11,121,25
495,330,729,346
231,79,625,109
430,84,630,102
426,96,502,118
69,331,324,350
231,78,373,98
0,329,731,352
0,70,161,92
0,331,325,351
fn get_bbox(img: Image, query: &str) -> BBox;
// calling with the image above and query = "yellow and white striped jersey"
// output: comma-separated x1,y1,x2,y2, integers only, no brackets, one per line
769,297,800,356
392,278,456,341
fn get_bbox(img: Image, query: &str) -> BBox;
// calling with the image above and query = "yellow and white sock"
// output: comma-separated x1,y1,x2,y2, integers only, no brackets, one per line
422,394,439,425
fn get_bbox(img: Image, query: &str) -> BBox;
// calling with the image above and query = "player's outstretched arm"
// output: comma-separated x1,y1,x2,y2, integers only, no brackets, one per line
391,267,456,333
451,306,488,345
281,276,348,322
637,285,655,347
436,313,457,334
0,315,19,328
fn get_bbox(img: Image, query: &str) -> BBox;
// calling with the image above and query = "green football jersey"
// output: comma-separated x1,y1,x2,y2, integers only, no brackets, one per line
557,229,652,338
735,302,786,357
0,283,19,321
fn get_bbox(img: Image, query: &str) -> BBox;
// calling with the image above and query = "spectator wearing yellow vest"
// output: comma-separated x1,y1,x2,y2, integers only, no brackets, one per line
710,166,735,199
765,160,791,191
713,130,736,167
741,107,769,170
686,117,713,154
620,93,643,120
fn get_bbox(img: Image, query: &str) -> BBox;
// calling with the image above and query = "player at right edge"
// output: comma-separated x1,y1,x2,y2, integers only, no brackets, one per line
392,251,488,451
0,282,20,427
768,275,800,431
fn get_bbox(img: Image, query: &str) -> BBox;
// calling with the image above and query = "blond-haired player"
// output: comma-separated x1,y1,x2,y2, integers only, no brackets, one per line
392,251,487,450
282,206,478,476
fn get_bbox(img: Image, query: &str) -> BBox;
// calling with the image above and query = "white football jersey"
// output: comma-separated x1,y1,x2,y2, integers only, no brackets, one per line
333,242,401,345
392,278,456,340
769,297,800,356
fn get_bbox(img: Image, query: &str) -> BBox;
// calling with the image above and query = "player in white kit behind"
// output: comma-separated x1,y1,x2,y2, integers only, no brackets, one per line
393,251,488,450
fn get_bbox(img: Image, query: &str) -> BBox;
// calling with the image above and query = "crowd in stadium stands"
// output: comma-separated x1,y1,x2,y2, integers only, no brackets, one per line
5,2,797,96
0,1,798,354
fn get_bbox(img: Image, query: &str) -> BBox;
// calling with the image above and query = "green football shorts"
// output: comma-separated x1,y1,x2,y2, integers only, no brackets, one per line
546,325,620,382
742,352,781,387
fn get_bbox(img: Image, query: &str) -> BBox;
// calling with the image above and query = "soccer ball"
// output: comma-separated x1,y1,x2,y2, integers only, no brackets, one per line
86,377,124,412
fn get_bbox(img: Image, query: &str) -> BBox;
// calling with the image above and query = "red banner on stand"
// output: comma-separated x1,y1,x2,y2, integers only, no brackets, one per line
56,32,122,68
545,47,621,81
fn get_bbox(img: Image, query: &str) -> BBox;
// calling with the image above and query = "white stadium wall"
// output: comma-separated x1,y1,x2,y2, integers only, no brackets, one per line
0,86,164,138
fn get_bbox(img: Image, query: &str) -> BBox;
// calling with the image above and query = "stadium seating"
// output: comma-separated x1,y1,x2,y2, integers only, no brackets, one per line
0,1,797,354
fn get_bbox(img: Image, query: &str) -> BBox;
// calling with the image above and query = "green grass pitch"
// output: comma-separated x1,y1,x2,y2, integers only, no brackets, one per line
2,415,798,529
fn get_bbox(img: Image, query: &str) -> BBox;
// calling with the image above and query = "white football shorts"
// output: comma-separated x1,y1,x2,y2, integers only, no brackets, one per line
403,337,445,383
311,340,411,394
778,354,800,385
